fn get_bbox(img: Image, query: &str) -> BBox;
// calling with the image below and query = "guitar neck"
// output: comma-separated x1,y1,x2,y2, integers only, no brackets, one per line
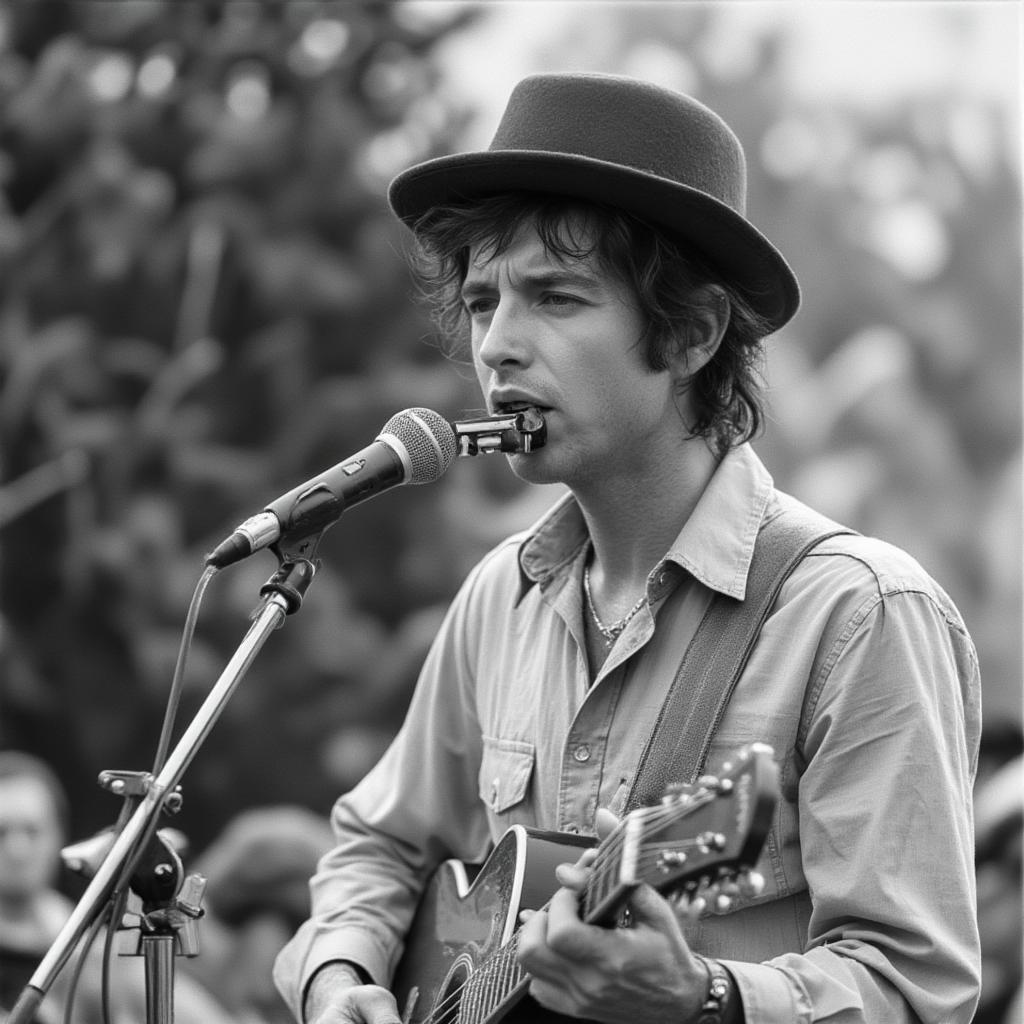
577,815,645,926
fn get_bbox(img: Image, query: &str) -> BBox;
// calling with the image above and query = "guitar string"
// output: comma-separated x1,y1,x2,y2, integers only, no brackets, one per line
418,791,724,1024
419,793,728,1024
422,868,727,1024
421,934,528,1024
420,809,727,1024
419,843,734,1024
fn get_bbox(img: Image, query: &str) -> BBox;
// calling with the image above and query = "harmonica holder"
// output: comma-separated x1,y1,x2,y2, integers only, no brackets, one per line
453,410,547,457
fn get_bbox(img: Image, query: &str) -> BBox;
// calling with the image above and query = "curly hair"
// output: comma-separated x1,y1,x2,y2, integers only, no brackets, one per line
407,192,774,453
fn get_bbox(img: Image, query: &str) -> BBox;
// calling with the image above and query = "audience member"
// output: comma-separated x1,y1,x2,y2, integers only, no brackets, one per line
0,752,73,1024
180,806,336,1024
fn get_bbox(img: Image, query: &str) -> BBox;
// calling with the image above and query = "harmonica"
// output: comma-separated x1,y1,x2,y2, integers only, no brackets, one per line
452,409,547,456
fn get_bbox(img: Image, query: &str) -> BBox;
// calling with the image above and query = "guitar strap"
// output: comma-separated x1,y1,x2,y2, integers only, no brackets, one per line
623,499,854,812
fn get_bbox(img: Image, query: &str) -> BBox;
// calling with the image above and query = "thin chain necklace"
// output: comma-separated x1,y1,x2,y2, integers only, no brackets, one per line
583,565,649,648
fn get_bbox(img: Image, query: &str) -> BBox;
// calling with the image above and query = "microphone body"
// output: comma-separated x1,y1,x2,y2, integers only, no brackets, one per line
207,408,456,568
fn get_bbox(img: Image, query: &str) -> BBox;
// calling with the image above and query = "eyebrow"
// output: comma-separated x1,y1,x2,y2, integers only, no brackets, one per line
460,268,604,301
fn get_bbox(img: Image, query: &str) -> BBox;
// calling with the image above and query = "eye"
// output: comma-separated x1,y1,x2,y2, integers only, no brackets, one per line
541,293,582,310
464,296,497,317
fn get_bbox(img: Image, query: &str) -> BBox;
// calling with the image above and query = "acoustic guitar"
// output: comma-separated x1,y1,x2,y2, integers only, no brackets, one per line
392,743,778,1024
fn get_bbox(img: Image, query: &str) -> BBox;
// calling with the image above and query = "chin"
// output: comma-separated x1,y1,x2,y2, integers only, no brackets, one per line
505,450,563,486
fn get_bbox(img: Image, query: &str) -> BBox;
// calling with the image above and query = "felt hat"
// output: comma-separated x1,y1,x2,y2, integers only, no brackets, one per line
389,72,800,331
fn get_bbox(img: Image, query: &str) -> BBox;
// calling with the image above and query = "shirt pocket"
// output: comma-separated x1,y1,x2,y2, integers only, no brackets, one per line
479,735,535,819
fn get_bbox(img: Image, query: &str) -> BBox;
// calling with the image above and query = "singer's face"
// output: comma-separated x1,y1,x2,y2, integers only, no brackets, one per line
464,217,684,488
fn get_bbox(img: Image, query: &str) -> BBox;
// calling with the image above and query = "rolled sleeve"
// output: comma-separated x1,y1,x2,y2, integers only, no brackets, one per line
723,960,806,1021
273,560,496,1021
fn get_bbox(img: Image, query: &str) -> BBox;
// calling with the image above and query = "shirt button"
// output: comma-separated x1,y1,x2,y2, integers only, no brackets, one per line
573,744,591,763
490,779,500,810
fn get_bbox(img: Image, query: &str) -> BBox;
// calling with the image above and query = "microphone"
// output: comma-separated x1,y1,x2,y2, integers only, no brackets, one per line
206,407,457,568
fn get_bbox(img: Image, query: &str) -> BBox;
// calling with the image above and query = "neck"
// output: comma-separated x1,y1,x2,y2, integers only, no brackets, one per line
577,435,721,589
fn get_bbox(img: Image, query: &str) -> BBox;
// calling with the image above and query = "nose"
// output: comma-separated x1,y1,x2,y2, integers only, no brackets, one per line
473,297,533,374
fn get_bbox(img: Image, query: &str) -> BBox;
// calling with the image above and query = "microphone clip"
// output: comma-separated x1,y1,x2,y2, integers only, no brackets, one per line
259,555,318,614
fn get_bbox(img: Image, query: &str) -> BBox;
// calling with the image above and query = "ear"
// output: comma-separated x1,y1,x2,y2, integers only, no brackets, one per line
670,285,730,381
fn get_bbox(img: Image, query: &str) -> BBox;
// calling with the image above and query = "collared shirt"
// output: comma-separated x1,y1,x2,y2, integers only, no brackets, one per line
274,444,981,1023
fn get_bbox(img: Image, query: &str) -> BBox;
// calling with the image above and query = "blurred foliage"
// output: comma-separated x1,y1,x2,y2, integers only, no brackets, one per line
0,0,496,849
0,0,1020,866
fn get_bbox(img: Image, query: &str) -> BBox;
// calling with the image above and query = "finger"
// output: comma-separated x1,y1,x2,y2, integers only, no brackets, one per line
543,886,597,961
553,842,600,889
624,883,682,929
312,986,401,1024
554,860,590,889
516,905,548,961
349,986,403,1024
595,807,621,840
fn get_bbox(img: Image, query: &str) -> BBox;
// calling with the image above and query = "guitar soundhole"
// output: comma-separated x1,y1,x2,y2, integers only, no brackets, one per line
431,956,472,1024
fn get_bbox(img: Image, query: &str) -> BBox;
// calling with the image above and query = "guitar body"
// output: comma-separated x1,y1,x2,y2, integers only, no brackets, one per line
390,746,778,1024
392,826,593,1024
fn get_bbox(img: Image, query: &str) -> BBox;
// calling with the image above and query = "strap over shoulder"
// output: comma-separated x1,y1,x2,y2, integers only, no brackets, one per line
624,497,854,812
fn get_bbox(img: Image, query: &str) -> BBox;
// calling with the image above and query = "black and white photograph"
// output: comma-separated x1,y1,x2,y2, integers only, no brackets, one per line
1,3,1020,1024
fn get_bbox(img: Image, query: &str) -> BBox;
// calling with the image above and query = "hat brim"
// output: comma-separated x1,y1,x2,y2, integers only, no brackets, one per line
389,150,800,331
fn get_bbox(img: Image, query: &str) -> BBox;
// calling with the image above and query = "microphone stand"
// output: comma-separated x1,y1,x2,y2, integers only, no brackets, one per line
8,556,318,1024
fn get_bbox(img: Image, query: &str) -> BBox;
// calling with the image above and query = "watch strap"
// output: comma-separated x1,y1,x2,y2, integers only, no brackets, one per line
696,956,733,1024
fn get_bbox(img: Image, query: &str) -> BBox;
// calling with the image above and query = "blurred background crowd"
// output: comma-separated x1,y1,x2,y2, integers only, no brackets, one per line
0,2,1020,1023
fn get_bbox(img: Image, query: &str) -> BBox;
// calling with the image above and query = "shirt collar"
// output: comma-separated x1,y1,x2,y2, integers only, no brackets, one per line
665,443,774,599
516,443,775,602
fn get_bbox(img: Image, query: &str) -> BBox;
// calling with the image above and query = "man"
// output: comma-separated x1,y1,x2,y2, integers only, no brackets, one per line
0,752,73,1024
274,73,981,1023
0,751,235,1024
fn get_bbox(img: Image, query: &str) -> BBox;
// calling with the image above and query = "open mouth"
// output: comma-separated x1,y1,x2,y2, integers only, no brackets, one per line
495,400,548,415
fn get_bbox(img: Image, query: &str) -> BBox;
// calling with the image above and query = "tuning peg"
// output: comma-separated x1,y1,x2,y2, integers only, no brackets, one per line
658,850,689,870
696,831,727,853
713,892,733,913
672,891,707,921
661,783,694,806
737,870,766,898
688,893,708,916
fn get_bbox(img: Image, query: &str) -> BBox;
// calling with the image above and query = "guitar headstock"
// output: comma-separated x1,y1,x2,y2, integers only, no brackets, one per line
582,744,779,924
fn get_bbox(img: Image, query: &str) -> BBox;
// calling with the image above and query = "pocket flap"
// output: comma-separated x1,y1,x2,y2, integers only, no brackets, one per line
479,736,535,814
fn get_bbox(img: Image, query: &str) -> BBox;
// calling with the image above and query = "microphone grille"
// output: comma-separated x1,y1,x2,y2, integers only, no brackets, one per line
379,407,457,484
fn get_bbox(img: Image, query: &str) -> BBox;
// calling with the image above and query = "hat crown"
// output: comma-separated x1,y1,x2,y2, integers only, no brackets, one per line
387,71,799,330
488,73,747,215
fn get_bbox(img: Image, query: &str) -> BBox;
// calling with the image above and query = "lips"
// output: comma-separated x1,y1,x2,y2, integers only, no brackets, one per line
491,395,550,415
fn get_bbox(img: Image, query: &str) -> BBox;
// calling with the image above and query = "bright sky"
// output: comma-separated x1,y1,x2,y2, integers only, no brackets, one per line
416,1,1021,150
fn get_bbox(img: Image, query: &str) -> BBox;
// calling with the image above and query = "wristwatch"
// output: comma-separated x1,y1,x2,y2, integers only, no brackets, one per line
696,956,734,1024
